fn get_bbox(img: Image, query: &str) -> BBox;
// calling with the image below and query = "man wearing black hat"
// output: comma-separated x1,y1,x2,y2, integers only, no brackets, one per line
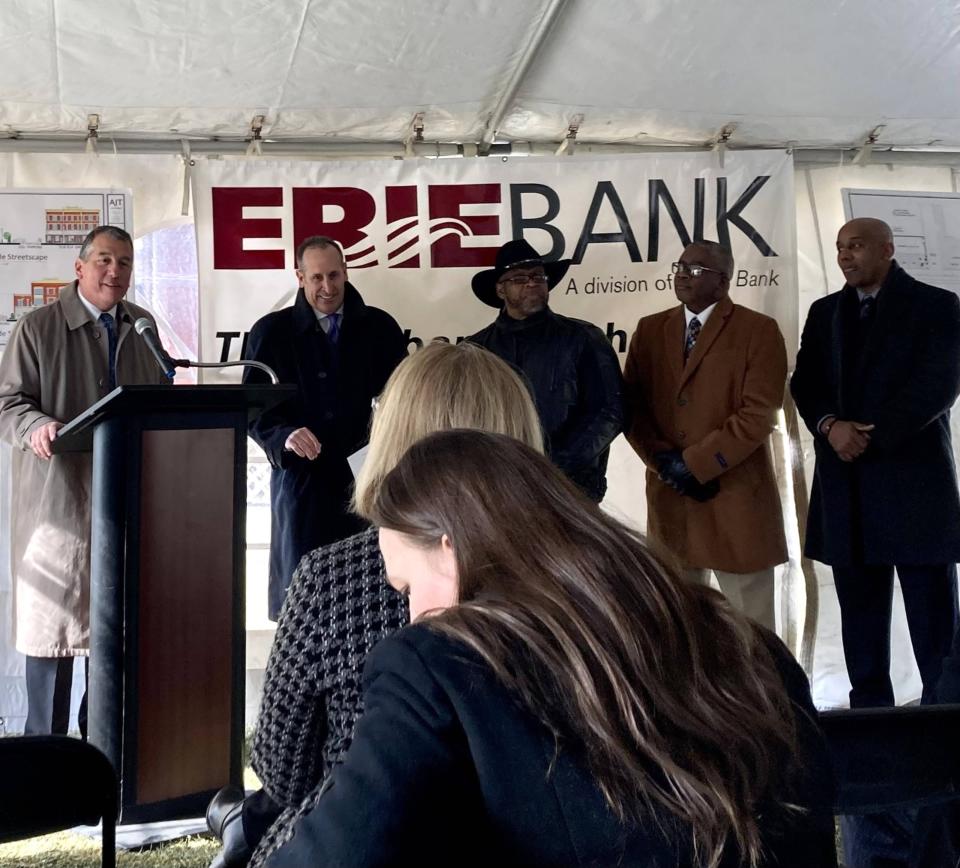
467,239,624,501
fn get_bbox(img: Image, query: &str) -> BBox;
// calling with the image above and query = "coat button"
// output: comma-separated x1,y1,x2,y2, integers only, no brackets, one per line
678,430,686,440
317,371,327,379
677,396,687,406
324,411,334,420
98,379,104,387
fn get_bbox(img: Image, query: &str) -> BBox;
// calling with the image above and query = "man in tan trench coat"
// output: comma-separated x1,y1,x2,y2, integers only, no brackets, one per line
624,240,788,630
0,225,168,735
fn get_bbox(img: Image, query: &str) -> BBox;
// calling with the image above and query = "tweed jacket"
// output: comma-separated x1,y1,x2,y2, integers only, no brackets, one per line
624,297,788,573
249,527,408,866
0,282,168,655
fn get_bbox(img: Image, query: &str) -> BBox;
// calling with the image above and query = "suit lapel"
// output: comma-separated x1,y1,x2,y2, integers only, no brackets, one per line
664,306,685,390
678,296,733,391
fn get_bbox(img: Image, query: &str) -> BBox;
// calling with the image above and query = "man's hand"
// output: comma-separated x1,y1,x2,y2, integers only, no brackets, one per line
654,450,719,503
284,427,322,460
29,420,63,460
826,420,875,462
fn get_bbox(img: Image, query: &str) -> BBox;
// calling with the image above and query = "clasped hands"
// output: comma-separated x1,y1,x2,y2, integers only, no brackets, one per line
653,450,719,502
823,418,874,462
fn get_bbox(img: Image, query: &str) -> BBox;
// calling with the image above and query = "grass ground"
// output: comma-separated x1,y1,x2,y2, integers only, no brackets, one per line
0,832,218,867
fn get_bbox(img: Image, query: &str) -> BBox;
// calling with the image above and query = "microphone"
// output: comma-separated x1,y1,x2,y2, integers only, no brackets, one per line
134,317,178,380
134,317,280,384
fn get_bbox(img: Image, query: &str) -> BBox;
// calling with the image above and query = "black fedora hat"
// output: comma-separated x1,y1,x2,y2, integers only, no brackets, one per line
471,239,572,308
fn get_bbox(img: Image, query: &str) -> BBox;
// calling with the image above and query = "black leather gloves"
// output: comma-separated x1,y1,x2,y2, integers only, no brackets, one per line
654,450,719,503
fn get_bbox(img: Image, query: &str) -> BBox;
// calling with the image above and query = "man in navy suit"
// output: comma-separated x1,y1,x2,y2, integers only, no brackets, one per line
244,236,406,619
791,217,960,708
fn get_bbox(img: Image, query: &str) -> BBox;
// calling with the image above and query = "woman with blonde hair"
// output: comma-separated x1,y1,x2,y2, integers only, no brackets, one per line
208,342,543,868
265,430,836,868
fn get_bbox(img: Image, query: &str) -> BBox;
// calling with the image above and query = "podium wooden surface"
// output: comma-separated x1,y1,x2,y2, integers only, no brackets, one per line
54,384,294,823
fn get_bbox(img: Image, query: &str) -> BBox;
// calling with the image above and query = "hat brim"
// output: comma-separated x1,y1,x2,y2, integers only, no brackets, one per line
471,259,572,308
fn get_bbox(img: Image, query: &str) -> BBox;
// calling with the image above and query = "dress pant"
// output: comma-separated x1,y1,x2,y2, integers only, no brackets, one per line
24,655,88,737
832,563,958,708
683,567,776,632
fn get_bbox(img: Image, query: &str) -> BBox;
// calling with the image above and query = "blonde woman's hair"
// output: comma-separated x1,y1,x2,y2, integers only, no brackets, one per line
353,341,543,516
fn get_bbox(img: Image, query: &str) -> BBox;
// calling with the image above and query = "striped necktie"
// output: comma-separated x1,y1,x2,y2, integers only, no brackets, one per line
684,316,701,361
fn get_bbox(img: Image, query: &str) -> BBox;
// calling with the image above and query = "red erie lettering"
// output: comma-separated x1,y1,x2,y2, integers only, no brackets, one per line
212,187,284,270
428,184,501,268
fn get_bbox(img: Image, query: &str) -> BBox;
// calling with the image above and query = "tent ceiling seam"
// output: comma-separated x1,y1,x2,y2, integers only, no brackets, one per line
478,0,573,153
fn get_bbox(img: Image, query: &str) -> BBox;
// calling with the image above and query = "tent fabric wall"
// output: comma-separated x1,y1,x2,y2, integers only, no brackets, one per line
1,1,959,151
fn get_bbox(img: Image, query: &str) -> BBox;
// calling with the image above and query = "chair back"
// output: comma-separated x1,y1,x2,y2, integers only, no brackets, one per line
0,735,117,868
820,704,960,813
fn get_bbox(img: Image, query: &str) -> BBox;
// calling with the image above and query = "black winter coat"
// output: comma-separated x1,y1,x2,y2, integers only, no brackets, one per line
468,307,624,501
244,285,406,618
791,263,960,566
264,623,836,868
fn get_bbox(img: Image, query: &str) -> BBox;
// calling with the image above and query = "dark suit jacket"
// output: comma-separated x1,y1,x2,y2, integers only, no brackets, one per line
265,623,836,868
244,285,406,618
790,262,960,566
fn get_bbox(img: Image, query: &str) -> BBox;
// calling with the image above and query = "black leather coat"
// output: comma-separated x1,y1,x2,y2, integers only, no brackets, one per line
468,307,624,501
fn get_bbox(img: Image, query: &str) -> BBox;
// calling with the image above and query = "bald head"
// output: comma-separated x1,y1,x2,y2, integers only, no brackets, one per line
842,217,894,244
836,218,895,292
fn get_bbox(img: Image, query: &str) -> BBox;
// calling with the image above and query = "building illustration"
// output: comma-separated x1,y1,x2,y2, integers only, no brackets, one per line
45,207,100,245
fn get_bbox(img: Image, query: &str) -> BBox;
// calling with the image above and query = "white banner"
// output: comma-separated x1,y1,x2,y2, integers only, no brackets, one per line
192,151,797,370
192,151,797,533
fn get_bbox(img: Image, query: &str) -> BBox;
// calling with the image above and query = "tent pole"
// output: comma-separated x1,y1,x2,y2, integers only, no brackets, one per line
477,0,574,155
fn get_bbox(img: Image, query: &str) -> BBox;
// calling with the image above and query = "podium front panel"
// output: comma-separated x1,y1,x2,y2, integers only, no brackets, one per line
136,427,236,803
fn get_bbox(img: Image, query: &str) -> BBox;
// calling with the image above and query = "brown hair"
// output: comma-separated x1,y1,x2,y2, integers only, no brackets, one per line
295,235,345,269
369,430,802,868
353,341,543,516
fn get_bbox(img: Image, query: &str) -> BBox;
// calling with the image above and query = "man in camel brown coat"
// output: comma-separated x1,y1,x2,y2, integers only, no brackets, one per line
624,240,788,630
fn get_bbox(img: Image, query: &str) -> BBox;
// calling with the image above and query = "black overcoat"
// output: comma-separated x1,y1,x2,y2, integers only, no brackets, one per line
264,624,836,868
244,284,406,618
791,263,960,566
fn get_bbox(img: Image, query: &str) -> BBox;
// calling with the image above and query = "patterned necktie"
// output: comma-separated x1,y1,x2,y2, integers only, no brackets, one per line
99,312,118,388
684,316,701,361
326,312,341,345
860,295,877,322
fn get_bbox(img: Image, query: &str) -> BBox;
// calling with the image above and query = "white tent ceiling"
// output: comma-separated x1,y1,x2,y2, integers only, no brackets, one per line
2,0,960,156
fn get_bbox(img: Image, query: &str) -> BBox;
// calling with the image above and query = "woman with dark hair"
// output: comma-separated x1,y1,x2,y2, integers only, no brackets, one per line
208,343,544,868
265,430,836,867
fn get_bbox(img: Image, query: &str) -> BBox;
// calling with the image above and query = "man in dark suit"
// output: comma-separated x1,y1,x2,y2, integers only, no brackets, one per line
791,217,960,708
244,236,406,619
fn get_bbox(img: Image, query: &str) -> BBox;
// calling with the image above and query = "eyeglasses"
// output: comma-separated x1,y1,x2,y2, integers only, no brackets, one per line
671,262,725,278
499,273,549,287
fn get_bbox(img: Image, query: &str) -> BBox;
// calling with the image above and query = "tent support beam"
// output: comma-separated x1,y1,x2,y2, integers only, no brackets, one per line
477,0,573,155
0,136,959,167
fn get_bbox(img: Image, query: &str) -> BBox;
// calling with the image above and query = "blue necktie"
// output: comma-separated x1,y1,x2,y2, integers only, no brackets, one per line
99,312,117,388
326,312,341,345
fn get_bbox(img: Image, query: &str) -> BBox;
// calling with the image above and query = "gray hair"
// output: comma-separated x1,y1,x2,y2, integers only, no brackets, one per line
690,240,734,278
78,226,133,261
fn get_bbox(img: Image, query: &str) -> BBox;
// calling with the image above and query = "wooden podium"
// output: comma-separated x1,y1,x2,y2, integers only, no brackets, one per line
54,384,295,823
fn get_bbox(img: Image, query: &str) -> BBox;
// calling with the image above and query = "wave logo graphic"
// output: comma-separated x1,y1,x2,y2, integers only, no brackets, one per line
344,217,475,269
